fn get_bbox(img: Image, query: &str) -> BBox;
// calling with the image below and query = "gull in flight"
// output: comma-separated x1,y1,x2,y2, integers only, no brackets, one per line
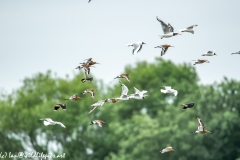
81,89,96,99
40,118,66,128
182,103,194,110
154,44,174,56
194,117,211,134
192,59,210,65
88,100,105,114
156,17,181,39
89,120,105,127
114,74,131,82
64,95,82,101
117,81,130,100
127,42,146,55
180,25,198,34
160,86,178,96
160,147,174,153
202,51,217,56
232,51,240,55
54,103,67,111
128,87,148,99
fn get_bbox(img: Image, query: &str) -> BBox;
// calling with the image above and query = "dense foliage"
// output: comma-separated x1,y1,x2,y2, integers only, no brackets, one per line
1,58,240,160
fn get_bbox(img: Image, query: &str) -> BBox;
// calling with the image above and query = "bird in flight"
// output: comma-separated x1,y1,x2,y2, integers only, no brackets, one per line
64,95,82,101
81,89,96,99
154,44,174,56
127,42,146,55
180,25,198,34
202,51,217,56
160,147,174,153
89,120,105,127
40,118,66,128
114,74,131,82
194,117,211,134
182,103,194,110
192,59,210,65
156,17,181,39
160,86,178,96
54,103,67,111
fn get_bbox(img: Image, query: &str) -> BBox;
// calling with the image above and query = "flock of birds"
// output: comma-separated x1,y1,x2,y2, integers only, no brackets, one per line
39,2,240,154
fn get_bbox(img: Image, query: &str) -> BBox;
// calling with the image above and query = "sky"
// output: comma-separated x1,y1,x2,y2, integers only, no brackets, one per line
1,0,240,94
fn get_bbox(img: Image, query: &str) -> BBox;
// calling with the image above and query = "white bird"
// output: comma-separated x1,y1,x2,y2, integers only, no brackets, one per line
180,25,198,34
117,81,130,100
88,100,105,114
160,86,178,96
232,51,240,55
127,42,146,55
202,51,217,56
40,118,66,128
156,17,181,39
160,147,174,153
128,87,148,99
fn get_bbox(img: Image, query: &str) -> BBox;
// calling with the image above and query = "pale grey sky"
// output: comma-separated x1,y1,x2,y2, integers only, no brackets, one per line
1,0,240,94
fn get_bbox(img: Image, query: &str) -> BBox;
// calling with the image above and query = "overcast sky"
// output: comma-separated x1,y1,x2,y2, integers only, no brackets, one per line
1,0,240,94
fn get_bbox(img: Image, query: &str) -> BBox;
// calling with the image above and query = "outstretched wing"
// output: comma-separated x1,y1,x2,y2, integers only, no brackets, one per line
133,87,140,94
161,47,168,56
168,23,174,32
120,82,129,96
156,17,169,34
187,25,198,29
196,117,204,131
55,121,66,128
132,43,141,55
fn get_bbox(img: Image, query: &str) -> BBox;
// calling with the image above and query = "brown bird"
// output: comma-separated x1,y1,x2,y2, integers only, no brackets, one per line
81,89,96,98
64,94,82,101
154,44,174,56
194,117,211,134
192,59,210,65
89,120,105,127
160,147,174,153
104,98,120,103
114,74,131,82
54,103,67,111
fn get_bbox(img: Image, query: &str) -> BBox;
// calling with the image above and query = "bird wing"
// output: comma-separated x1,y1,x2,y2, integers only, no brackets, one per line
196,117,204,131
54,105,60,111
161,47,168,56
172,90,178,96
123,75,130,82
188,103,194,108
88,0,91,3
121,83,129,96
186,25,197,29
164,86,171,90
168,23,174,32
133,87,141,94
156,17,169,34
60,103,66,110
132,43,141,55
140,90,148,95
43,120,52,126
55,121,66,128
